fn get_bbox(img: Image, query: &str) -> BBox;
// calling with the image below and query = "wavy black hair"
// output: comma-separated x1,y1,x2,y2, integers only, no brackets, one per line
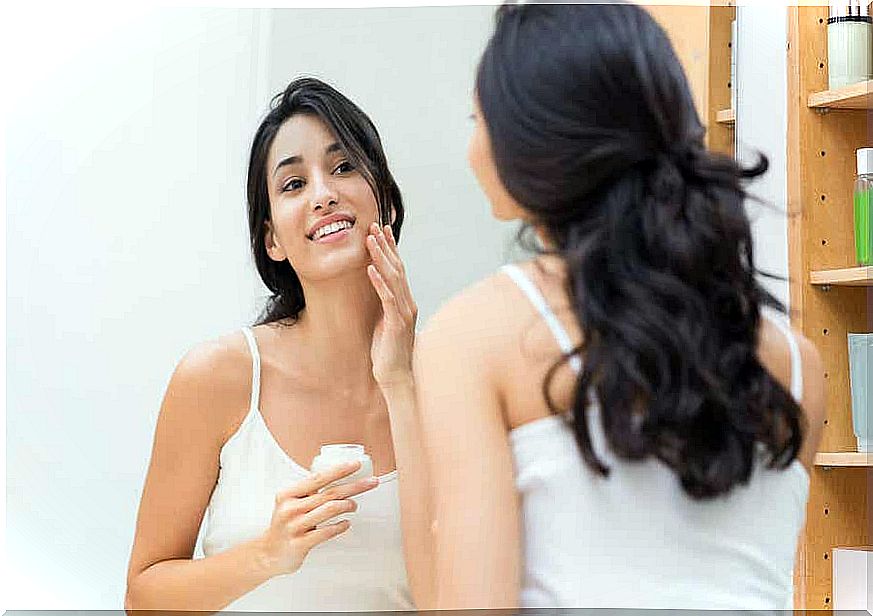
247,77,404,325
477,3,804,498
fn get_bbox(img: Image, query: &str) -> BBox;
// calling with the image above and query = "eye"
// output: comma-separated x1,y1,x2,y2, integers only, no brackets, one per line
333,160,355,174
282,178,304,192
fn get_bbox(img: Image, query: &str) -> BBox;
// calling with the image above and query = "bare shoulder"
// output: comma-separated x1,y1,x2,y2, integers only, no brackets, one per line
161,329,254,446
758,314,826,465
418,266,526,350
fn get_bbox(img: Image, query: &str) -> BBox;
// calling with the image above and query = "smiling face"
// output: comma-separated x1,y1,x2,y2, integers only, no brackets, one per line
264,113,381,282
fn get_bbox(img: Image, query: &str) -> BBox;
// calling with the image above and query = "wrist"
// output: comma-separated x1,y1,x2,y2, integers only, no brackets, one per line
247,535,280,580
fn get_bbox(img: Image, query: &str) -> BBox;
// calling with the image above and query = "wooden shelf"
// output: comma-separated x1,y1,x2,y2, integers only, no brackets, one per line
814,452,873,467
715,108,735,125
807,80,873,110
810,266,873,286
788,7,871,609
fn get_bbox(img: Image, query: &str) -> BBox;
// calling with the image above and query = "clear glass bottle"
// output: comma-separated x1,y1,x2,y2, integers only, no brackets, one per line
855,148,872,266
827,0,873,90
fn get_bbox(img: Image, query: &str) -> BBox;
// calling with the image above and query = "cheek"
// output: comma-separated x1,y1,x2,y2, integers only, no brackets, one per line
269,197,308,247
468,125,524,221
347,177,381,220
467,127,487,185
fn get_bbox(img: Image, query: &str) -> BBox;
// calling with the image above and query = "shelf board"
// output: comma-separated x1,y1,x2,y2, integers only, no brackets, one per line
807,80,873,110
815,452,873,467
810,266,873,286
715,108,735,125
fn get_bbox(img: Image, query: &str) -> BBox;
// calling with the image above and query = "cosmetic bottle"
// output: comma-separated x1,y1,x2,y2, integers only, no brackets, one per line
827,0,873,90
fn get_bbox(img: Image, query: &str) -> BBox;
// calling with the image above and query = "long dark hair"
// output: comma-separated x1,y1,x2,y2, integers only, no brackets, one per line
477,4,804,498
247,77,404,325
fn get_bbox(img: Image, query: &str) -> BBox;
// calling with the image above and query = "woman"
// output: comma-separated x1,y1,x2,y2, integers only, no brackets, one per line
125,78,424,611
412,4,825,610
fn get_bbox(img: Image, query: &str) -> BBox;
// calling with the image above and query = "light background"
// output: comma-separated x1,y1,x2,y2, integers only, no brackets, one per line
5,3,791,609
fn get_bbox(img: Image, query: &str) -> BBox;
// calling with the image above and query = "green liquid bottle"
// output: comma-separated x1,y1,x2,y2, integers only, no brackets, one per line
855,148,873,266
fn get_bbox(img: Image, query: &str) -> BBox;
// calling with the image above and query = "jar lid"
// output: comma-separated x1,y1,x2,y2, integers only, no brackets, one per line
319,443,366,456
829,0,871,19
857,148,873,175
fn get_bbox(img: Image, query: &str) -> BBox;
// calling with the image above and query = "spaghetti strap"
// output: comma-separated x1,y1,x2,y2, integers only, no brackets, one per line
502,264,582,373
240,327,262,412
762,311,804,404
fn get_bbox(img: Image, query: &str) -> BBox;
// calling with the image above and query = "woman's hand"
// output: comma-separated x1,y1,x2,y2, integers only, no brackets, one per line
366,222,418,390
256,462,378,577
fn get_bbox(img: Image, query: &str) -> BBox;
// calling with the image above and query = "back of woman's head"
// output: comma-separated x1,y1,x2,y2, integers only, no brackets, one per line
476,3,804,498
247,77,404,325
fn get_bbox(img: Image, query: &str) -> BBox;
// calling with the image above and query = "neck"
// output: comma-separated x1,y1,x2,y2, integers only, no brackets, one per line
293,267,382,386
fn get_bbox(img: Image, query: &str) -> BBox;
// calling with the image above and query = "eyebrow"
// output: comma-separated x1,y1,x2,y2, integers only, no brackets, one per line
272,142,344,178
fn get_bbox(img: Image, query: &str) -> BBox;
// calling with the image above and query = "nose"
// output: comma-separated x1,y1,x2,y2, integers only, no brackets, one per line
311,172,339,212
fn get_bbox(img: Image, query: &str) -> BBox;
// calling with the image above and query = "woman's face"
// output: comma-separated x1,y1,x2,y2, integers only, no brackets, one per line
265,113,380,281
467,97,527,222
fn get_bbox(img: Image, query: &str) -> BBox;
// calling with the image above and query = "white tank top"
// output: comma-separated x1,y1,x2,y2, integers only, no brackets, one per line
200,327,413,611
502,264,810,610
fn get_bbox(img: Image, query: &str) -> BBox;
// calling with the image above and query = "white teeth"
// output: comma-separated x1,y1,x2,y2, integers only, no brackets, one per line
313,220,352,240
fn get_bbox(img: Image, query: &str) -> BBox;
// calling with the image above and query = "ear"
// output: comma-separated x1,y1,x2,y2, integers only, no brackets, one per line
389,206,397,226
264,221,286,262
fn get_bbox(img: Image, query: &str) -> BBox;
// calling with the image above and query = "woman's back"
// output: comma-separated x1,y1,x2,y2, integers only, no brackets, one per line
504,258,809,609
498,260,812,609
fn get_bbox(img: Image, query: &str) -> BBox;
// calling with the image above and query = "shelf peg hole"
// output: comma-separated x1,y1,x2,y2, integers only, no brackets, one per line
824,507,829,515
823,328,829,336
821,239,828,246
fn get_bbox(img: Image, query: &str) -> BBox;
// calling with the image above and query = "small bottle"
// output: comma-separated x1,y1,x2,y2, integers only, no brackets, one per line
855,148,873,265
827,0,873,90
310,444,374,524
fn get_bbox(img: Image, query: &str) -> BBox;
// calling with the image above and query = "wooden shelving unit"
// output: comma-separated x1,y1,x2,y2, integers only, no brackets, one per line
706,4,736,157
815,452,873,467
808,79,873,110
646,4,735,157
810,266,873,286
787,5,871,610
716,108,735,125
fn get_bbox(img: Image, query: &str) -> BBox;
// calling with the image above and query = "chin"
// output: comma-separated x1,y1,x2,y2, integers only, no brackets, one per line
307,248,370,280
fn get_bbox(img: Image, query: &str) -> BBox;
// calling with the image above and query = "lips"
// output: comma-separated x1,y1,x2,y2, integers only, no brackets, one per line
307,213,356,240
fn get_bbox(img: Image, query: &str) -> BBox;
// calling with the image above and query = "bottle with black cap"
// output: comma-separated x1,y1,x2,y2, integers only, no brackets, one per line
827,0,873,90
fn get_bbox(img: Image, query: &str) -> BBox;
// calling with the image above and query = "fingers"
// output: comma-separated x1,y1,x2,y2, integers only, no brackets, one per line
292,498,358,534
368,264,400,323
302,519,351,549
294,476,379,515
366,229,399,281
377,223,404,271
276,461,362,501
367,223,417,324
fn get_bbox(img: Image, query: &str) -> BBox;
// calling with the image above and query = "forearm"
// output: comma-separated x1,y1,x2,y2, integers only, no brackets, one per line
125,536,275,612
381,378,436,609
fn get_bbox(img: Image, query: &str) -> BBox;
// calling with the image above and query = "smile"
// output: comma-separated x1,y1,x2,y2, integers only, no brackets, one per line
310,219,355,242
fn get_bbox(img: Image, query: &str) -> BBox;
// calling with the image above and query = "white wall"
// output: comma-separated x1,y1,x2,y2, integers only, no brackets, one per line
6,8,271,608
4,4,795,610
736,4,792,310
265,7,517,323
5,6,513,609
